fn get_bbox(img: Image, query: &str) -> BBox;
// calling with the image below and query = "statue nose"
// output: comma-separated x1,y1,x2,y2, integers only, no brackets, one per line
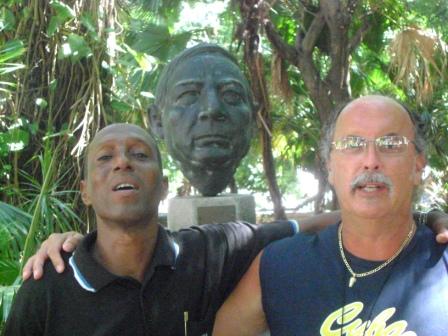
198,90,226,121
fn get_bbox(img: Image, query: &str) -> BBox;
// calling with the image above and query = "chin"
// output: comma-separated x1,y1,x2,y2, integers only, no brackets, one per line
106,208,154,225
353,206,391,219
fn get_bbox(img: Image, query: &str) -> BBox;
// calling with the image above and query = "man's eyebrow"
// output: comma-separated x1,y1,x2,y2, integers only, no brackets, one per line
93,137,154,150
341,132,401,139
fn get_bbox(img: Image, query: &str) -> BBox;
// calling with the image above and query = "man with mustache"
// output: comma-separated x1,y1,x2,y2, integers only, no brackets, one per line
8,123,356,335
3,124,296,335
214,95,448,335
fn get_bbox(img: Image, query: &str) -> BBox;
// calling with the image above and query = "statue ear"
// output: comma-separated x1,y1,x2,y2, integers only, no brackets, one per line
148,104,164,139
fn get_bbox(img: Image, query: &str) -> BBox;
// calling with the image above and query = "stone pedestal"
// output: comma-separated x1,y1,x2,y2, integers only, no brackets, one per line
167,194,256,231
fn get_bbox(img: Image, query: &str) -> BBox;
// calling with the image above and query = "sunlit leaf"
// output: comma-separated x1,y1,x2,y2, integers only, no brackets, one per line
0,8,16,32
49,79,57,92
0,284,19,323
35,98,48,109
0,63,25,75
50,0,75,21
46,1,75,36
58,34,92,61
80,15,99,41
0,40,25,63
47,16,60,36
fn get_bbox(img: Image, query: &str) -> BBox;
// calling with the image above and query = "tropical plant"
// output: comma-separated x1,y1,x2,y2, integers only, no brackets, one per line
1,0,448,327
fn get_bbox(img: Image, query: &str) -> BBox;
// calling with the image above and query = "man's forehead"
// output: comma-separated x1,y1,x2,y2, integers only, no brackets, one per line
89,124,156,150
342,95,402,112
335,96,413,135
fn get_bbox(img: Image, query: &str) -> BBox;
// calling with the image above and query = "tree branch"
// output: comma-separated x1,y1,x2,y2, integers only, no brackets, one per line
301,10,326,53
348,18,371,54
264,20,299,65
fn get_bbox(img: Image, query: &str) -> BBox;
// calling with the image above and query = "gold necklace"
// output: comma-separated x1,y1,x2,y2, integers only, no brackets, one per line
338,221,415,288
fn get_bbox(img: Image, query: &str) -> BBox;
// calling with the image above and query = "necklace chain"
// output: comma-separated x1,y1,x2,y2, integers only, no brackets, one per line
338,221,415,288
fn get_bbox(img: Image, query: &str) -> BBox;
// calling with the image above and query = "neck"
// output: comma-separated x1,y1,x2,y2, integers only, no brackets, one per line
94,219,159,282
340,212,415,261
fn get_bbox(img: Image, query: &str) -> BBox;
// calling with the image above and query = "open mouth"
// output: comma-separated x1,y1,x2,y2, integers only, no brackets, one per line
113,183,138,191
355,183,387,193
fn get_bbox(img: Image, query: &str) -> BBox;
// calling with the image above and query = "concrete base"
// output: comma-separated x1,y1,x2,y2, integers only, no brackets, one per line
167,194,256,231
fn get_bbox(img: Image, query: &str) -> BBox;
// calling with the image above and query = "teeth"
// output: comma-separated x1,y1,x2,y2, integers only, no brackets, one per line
360,185,381,192
363,186,378,192
115,183,135,191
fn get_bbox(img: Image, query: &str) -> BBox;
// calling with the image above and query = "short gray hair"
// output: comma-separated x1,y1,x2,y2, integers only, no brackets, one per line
320,97,427,165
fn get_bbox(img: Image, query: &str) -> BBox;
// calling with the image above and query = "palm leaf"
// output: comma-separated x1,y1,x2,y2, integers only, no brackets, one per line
0,261,20,286
0,284,20,325
0,202,31,245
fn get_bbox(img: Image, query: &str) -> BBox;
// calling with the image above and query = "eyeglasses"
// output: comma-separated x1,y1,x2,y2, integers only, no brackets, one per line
331,135,416,155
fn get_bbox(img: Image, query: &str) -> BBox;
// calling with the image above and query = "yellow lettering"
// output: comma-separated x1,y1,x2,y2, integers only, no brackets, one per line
364,308,395,335
320,304,416,336
383,321,416,336
343,319,368,336
320,302,364,336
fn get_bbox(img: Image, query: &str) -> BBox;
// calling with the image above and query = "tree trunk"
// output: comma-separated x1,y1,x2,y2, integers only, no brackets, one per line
263,0,370,212
237,0,286,220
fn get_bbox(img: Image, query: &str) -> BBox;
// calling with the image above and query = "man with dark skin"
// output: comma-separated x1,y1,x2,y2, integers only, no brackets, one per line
149,43,254,196
6,123,303,335
18,121,448,335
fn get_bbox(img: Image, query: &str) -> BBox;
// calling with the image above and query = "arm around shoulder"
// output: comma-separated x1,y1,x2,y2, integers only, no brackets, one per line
213,252,268,336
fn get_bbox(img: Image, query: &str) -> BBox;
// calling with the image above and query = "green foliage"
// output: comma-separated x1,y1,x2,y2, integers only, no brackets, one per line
0,0,447,328
0,40,25,68
0,39,25,97
0,284,19,327
0,201,31,326
0,7,16,32
57,33,93,62
130,24,192,60
0,118,36,195
47,0,76,36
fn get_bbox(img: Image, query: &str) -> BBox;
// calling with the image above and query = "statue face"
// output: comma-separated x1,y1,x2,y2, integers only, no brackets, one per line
160,53,254,194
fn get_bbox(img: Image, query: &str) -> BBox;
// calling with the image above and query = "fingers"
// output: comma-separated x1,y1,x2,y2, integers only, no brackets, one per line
21,231,82,281
62,233,84,252
432,216,448,244
436,229,448,244
45,232,81,274
21,242,51,280
22,256,39,281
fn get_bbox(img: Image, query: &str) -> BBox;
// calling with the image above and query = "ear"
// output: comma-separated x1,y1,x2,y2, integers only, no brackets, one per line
148,104,164,139
160,176,169,201
413,153,426,186
80,180,92,206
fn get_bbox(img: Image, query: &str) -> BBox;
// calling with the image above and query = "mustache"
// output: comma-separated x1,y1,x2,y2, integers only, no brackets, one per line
350,172,393,191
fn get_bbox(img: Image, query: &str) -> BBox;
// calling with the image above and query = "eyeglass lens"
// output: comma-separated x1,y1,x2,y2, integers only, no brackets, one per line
333,135,410,154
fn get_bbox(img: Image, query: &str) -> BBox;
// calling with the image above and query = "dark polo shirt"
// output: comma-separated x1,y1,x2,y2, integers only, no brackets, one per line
5,220,297,336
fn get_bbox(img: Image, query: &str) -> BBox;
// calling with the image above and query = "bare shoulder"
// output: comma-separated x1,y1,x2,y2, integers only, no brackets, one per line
213,252,268,336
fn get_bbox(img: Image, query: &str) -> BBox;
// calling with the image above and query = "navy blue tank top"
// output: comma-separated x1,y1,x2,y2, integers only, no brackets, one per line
260,224,448,335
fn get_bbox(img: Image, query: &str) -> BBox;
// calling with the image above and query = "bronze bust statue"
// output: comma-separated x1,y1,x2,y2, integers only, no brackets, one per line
150,44,255,196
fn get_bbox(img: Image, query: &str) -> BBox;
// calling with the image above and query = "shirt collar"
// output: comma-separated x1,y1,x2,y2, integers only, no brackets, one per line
70,226,179,292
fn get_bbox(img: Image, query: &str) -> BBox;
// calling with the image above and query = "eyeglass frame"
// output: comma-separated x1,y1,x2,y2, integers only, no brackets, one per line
331,135,418,155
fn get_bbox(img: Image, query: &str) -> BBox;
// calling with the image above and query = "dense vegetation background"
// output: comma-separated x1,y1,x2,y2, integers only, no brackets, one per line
1,0,447,325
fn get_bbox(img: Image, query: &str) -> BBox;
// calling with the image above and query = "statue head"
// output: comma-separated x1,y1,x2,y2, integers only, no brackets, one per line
150,43,255,196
